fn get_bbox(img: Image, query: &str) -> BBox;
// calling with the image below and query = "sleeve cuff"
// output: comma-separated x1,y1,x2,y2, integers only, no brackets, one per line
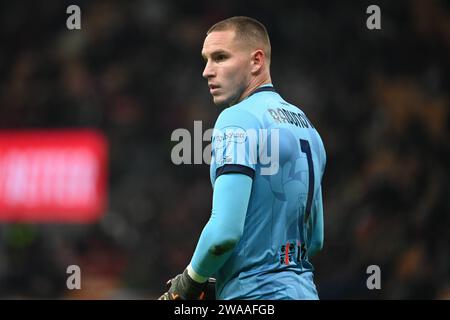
187,264,208,283
216,164,255,179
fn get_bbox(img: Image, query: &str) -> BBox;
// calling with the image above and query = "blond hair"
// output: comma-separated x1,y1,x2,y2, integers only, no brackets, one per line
207,16,271,63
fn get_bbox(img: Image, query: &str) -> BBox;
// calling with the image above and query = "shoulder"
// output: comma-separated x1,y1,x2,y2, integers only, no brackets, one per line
214,102,261,131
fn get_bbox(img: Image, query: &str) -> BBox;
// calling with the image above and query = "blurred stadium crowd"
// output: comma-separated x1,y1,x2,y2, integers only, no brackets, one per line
0,0,448,299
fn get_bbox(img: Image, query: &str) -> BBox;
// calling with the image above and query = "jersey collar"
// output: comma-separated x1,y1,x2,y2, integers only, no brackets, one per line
247,84,276,98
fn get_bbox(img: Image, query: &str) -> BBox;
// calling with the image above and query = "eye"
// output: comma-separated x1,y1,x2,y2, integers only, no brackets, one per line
216,54,226,62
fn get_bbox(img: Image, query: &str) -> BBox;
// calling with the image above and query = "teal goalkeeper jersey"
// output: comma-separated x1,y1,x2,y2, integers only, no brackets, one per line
209,84,326,299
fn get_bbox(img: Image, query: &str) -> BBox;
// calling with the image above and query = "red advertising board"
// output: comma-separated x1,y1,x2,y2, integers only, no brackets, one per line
0,130,108,222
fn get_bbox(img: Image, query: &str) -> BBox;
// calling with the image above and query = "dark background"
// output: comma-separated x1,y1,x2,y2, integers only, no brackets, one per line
0,0,448,299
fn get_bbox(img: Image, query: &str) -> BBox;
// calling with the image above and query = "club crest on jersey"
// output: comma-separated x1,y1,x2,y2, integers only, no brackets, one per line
213,126,247,150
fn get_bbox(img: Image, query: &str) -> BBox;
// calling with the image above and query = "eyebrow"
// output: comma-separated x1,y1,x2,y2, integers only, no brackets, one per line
201,49,229,60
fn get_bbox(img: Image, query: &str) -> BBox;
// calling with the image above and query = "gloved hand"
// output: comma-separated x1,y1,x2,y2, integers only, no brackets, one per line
204,277,216,300
158,269,208,300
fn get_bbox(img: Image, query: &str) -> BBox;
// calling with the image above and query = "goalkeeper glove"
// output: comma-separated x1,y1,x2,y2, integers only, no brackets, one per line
205,277,216,300
158,269,208,300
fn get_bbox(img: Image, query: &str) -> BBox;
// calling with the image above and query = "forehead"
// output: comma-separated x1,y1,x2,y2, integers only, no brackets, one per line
201,30,237,56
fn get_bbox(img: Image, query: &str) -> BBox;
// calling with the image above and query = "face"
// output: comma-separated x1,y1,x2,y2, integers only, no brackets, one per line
201,30,252,107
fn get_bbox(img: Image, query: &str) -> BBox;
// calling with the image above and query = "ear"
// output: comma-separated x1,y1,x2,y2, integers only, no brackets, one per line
250,49,265,74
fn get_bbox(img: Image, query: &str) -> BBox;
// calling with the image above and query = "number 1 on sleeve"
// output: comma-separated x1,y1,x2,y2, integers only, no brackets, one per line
300,139,314,223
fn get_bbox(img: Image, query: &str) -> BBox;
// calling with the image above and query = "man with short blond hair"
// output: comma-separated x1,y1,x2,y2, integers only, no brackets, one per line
160,16,326,300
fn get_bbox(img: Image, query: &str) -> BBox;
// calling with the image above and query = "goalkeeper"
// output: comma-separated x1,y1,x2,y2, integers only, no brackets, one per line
160,16,326,300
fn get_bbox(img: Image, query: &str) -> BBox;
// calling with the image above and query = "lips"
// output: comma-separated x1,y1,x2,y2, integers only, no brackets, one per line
209,84,220,94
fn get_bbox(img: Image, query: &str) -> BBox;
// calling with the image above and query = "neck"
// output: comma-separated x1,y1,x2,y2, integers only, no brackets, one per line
235,74,272,105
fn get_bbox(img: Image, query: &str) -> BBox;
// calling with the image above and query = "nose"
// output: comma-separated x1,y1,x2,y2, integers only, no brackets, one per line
202,61,215,79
